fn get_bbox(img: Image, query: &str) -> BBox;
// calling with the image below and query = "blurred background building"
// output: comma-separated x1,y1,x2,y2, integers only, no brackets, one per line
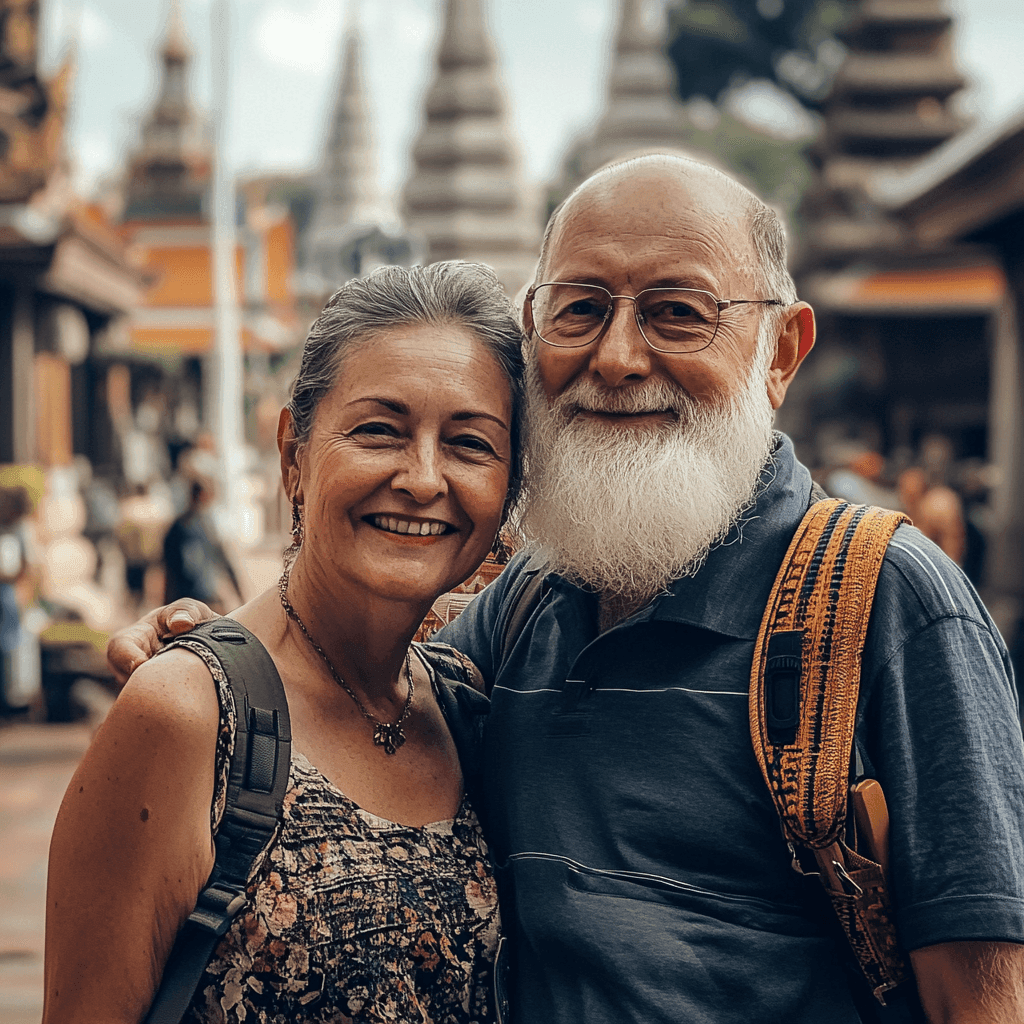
0,0,1022,696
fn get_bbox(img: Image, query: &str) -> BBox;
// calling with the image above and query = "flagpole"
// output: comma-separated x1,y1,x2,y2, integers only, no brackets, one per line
209,0,245,538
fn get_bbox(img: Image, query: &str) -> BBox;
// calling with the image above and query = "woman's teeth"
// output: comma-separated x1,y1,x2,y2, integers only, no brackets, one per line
372,516,448,536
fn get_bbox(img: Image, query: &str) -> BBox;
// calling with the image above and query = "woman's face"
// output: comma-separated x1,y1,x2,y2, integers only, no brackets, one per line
285,323,513,607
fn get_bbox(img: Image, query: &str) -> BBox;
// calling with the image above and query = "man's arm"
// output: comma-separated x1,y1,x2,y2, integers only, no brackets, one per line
912,941,1024,1023
106,598,218,686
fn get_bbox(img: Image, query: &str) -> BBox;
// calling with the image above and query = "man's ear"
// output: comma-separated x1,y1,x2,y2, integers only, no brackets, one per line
278,407,303,506
521,292,535,338
767,303,815,410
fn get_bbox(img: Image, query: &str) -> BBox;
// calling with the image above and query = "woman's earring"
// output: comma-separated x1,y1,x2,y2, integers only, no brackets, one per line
291,500,303,545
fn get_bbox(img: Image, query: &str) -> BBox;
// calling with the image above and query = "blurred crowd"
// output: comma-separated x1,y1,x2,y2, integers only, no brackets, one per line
0,439,270,721
816,432,990,585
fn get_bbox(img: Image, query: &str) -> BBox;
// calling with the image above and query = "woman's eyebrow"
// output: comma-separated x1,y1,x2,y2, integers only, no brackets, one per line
452,410,509,431
349,397,408,414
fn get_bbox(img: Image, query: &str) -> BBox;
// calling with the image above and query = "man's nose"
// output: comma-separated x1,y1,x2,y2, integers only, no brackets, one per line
392,439,448,504
588,297,653,388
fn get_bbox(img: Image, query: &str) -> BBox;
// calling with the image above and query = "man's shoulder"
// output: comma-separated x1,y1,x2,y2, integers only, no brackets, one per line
878,523,986,626
432,548,541,676
864,522,1002,675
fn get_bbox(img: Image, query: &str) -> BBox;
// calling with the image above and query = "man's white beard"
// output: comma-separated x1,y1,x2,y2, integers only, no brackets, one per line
520,326,777,605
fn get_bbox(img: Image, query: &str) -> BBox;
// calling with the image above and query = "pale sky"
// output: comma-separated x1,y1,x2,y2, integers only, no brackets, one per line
40,0,1024,204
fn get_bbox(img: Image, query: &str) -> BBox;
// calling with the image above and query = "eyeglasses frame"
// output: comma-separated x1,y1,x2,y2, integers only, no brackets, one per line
526,281,787,354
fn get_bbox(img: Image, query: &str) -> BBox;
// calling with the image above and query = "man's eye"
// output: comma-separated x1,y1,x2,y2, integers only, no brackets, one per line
645,301,700,321
565,300,605,318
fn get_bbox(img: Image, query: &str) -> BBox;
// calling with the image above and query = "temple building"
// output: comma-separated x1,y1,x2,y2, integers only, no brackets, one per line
871,109,1024,651
402,0,537,297
115,2,299,470
551,0,691,203
298,14,410,299
0,0,142,476
787,0,1005,477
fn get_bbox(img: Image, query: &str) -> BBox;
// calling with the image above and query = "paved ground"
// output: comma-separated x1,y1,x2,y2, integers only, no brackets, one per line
0,721,95,1024
0,541,287,1023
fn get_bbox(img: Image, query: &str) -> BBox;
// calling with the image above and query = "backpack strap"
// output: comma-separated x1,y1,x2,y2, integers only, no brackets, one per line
145,619,291,1024
498,551,550,673
750,499,911,1008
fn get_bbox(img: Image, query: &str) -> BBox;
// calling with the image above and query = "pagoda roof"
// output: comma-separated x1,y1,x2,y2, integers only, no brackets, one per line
830,53,965,99
839,0,953,42
826,106,964,150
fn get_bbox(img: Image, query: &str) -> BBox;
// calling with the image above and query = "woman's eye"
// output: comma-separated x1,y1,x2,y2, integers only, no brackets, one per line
450,434,496,455
351,422,399,437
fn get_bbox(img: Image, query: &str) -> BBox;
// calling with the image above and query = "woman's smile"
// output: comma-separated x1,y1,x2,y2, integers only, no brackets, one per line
367,514,456,537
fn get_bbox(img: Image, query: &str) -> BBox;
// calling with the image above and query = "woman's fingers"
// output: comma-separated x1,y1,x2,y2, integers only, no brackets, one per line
105,600,220,685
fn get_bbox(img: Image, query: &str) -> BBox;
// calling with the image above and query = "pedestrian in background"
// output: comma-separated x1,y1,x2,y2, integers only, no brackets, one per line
162,475,244,613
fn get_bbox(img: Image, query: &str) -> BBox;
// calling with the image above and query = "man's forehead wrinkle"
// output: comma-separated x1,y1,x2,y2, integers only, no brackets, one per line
546,180,759,296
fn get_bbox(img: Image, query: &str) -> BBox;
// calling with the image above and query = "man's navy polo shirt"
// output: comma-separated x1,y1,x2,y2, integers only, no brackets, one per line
438,434,1024,1024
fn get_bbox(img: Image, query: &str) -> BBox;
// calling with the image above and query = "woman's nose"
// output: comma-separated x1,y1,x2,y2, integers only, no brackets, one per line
392,440,447,503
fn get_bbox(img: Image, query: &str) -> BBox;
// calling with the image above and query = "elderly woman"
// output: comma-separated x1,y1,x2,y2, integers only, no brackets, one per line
43,262,525,1024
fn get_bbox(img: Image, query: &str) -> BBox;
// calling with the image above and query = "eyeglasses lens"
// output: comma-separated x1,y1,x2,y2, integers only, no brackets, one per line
531,284,720,351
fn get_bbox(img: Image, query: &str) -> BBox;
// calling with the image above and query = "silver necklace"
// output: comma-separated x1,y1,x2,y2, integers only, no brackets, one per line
279,568,415,755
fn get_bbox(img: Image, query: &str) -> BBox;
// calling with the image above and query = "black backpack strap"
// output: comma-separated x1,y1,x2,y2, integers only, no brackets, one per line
145,619,291,1024
498,552,549,672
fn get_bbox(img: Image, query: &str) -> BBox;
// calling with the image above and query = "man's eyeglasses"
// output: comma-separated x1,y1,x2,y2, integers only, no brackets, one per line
527,282,785,354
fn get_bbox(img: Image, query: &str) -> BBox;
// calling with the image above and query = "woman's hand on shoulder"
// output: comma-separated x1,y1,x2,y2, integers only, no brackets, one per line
43,648,221,1024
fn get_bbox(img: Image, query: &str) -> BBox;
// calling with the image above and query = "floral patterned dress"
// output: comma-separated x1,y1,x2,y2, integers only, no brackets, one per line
171,639,500,1024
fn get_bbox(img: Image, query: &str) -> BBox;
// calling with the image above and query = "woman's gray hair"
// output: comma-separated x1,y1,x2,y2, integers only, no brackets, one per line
288,261,527,525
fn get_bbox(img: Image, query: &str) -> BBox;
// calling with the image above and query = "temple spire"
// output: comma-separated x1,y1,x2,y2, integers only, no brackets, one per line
124,0,209,219
551,0,688,201
587,0,688,171
303,7,386,288
401,0,537,296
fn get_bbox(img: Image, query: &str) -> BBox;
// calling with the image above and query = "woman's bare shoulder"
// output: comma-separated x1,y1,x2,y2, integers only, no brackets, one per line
108,645,222,749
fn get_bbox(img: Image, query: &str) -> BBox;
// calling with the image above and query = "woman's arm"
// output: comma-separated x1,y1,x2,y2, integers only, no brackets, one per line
42,649,220,1024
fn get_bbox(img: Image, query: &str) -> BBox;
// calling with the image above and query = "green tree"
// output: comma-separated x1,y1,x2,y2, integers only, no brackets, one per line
667,0,849,108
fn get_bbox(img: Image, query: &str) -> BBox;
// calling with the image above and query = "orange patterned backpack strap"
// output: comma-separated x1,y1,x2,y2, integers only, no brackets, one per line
750,499,914,1010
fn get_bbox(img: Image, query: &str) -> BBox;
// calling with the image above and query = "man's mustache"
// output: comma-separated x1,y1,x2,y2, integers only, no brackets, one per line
558,380,694,418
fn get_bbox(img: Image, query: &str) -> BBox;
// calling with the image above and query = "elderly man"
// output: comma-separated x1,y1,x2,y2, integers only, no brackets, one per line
110,155,1024,1023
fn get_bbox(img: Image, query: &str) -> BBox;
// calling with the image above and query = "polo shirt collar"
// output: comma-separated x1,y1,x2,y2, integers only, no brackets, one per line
539,432,813,641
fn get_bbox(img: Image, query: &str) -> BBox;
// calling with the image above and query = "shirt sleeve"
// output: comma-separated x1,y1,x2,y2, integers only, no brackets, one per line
860,527,1024,950
433,551,531,692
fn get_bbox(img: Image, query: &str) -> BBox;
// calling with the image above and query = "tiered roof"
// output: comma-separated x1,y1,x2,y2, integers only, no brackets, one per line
800,0,967,265
402,0,536,295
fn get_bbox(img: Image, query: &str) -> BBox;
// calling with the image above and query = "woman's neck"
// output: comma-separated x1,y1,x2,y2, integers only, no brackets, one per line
280,554,431,701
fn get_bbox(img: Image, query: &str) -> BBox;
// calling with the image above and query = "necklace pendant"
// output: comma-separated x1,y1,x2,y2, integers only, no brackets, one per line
373,722,407,755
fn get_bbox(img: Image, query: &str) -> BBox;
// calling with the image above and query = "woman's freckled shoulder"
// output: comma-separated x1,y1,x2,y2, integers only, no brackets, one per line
107,645,221,744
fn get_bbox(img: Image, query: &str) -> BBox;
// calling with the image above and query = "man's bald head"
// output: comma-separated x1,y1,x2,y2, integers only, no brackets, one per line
535,154,798,312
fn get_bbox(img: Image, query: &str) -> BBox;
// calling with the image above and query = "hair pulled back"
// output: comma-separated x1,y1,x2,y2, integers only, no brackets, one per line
287,261,527,524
